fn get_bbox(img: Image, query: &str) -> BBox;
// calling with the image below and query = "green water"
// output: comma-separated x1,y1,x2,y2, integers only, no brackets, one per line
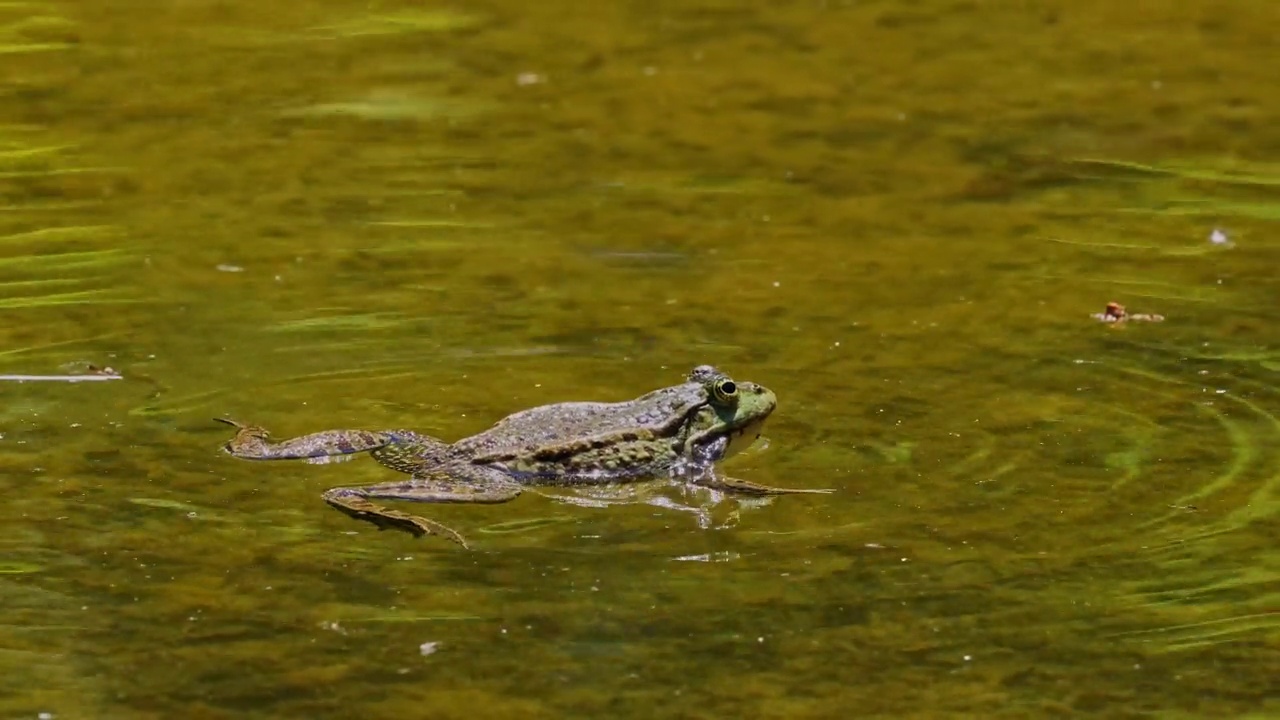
2,0,1278,717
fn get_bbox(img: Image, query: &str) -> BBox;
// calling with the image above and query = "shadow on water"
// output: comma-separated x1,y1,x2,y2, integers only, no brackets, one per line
1,0,1278,717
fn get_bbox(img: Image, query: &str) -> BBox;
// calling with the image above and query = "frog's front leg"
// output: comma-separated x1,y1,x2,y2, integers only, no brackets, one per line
683,435,834,495
216,418,397,463
322,465,523,548
693,475,835,496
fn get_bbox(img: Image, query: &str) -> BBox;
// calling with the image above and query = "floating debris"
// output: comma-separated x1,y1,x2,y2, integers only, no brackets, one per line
0,373,121,382
0,362,122,382
1091,301,1165,325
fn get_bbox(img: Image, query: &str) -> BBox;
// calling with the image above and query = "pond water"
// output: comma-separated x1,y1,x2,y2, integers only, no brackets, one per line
2,0,1277,717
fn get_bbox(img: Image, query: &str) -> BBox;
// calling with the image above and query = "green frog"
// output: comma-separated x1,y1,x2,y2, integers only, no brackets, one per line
217,365,831,548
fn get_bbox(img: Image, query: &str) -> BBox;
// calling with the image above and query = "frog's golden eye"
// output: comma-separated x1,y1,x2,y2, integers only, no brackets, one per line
712,379,738,403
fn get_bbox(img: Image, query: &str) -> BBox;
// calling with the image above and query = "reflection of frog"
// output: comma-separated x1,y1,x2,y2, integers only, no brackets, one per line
218,365,831,547
1092,301,1164,326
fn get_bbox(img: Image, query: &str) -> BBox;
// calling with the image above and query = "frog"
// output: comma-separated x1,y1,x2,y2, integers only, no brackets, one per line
216,365,831,548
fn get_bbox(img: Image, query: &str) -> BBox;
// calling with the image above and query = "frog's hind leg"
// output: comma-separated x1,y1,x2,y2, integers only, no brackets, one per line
322,467,523,548
323,489,473,547
215,418,399,463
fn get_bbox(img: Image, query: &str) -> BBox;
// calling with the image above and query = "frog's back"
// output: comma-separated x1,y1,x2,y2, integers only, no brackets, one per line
454,384,700,456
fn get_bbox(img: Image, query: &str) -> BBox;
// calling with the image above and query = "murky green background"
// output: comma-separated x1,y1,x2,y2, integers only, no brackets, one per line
2,0,1278,717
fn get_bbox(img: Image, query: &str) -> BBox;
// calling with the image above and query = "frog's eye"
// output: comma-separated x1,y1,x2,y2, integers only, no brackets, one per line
712,379,738,403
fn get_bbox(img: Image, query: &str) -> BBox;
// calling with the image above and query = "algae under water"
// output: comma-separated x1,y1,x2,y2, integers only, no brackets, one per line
0,0,1277,717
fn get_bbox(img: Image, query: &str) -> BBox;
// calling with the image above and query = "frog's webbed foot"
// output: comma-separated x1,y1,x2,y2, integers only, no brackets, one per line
321,467,523,548
672,454,833,495
215,418,394,463
215,418,277,457
693,474,835,496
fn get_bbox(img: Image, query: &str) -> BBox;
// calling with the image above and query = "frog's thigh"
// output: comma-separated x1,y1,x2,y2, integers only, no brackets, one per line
369,431,452,473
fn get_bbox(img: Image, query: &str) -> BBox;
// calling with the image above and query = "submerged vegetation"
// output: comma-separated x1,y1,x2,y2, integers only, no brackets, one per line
0,134,131,312
1,0,1277,717
0,4,76,55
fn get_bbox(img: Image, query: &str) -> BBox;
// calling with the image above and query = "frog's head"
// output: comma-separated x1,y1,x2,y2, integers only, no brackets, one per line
682,365,777,460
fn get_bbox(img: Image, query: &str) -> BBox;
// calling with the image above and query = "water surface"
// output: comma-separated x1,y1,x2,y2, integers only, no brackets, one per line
2,0,1277,717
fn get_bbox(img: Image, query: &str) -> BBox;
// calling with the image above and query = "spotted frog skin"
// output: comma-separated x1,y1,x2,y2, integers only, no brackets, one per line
217,365,831,547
